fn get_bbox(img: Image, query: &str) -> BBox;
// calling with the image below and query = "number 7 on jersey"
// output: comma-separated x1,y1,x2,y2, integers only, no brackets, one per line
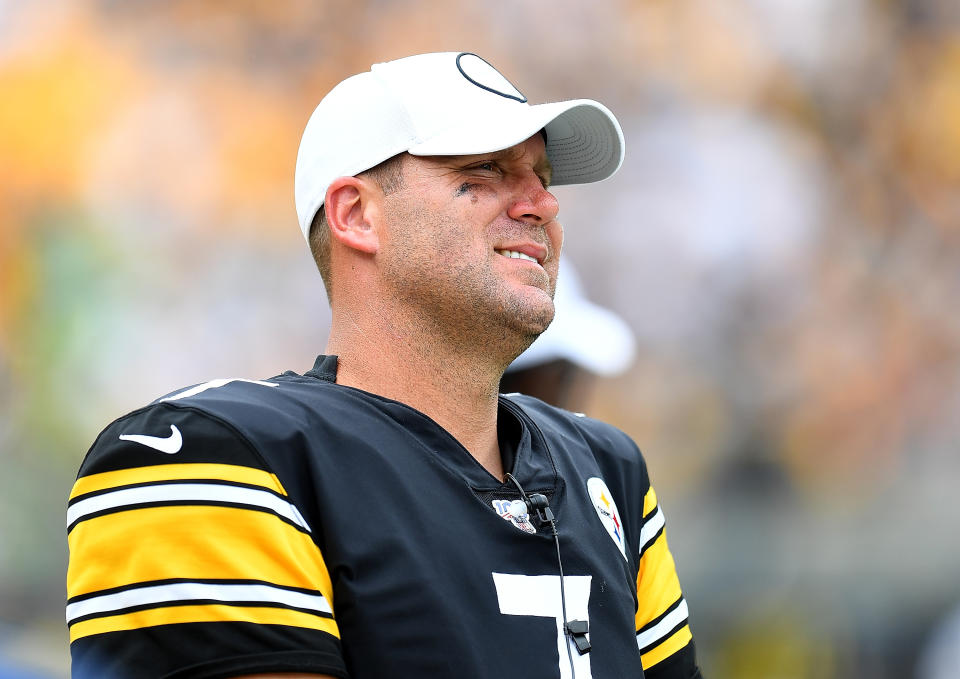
492,572,593,679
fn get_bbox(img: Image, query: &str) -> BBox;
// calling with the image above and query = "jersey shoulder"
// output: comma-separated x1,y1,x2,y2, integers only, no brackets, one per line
69,374,345,678
78,371,351,478
503,392,650,474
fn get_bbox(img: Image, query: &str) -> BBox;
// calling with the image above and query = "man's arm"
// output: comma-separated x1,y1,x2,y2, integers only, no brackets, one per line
68,403,347,678
635,486,702,678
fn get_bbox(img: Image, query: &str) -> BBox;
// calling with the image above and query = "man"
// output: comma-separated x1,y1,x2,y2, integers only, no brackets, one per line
67,52,702,679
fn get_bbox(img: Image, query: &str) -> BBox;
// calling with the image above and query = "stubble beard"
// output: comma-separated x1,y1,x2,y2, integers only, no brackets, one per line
381,206,556,367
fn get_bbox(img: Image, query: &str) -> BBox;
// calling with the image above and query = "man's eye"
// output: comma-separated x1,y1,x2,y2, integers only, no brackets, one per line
474,162,498,173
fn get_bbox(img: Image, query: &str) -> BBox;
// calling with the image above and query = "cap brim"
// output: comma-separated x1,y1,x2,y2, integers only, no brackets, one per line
408,99,624,186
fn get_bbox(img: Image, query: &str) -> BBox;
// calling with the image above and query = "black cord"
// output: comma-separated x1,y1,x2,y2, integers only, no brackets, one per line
503,472,530,505
504,474,577,679
549,512,577,679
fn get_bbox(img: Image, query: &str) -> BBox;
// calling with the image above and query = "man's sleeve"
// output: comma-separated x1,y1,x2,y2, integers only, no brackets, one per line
634,486,702,679
66,403,347,679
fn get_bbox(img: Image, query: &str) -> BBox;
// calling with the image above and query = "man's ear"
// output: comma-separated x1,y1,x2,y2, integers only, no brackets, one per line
325,176,382,255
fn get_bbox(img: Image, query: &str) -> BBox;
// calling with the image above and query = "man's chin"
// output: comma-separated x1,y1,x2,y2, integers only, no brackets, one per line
508,296,555,338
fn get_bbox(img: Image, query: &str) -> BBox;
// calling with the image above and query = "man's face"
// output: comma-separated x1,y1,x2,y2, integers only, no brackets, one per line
377,133,563,350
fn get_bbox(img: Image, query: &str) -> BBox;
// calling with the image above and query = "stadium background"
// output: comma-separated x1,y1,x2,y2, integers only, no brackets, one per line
2,1,959,676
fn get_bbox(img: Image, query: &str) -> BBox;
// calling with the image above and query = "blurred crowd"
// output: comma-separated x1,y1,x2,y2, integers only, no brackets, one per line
1,1,959,677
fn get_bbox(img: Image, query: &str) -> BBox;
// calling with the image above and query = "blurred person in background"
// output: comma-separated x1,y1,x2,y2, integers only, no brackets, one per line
500,256,636,412
64,52,701,679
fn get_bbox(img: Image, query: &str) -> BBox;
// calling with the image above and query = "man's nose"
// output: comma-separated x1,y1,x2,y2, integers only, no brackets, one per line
506,173,560,225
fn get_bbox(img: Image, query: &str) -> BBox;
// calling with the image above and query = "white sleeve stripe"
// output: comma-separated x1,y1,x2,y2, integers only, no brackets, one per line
66,582,331,624
66,483,311,533
636,598,689,651
638,505,665,555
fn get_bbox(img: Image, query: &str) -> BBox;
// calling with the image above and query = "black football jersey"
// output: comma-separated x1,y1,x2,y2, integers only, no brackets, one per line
67,355,701,678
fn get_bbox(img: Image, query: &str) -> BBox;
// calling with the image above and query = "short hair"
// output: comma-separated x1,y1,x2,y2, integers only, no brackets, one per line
308,153,406,301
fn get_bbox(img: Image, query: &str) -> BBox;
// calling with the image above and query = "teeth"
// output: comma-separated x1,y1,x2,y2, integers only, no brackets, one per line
498,249,538,263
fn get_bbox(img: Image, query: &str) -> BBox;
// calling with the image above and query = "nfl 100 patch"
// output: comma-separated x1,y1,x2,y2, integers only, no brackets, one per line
491,498,537,534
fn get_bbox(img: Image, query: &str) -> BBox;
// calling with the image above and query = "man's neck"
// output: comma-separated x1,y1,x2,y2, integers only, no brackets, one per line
326,312,511,479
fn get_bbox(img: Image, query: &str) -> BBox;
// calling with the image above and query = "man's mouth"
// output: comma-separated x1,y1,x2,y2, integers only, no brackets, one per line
496,249,540,264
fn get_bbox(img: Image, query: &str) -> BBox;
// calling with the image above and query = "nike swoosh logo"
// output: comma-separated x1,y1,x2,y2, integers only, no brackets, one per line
119,425,183,454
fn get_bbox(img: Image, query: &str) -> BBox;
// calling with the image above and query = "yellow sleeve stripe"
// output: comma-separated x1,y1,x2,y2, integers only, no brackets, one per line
640,624,692,670
642,487,658,518
70,463,286,501
636,485,693,668
67,505,333,602
69,603,340,643
635,530,683,628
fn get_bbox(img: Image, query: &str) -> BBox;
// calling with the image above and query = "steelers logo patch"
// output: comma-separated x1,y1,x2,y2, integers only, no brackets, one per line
587,477,627,561
456,52,527,103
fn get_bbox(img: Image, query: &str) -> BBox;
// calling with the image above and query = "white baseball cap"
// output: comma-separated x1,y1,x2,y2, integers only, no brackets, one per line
508,258,636,377
294,51,625,240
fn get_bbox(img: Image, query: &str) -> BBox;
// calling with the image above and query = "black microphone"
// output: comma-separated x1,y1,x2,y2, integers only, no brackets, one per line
525,492,554,524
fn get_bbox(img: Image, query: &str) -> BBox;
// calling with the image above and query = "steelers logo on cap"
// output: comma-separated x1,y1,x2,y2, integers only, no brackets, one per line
456,52,527,103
